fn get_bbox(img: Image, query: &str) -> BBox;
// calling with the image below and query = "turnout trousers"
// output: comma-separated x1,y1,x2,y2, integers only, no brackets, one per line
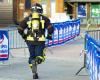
26,42,46,65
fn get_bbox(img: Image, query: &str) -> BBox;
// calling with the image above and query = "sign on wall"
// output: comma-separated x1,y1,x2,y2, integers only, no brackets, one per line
25,0,31,9
0,30,9,61
78,3,87,17
91,4,100,17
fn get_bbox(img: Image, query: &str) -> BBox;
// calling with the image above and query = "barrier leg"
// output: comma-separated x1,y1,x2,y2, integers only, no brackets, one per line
79,32,85,39
0,61,5,64
47,47,54,54
76,50,86,75
0,61,9,66
9,49,15,58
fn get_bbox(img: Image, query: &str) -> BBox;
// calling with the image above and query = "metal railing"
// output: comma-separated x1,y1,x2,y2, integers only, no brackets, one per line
85,30,100,80
8,28,27,49
86,30,100,44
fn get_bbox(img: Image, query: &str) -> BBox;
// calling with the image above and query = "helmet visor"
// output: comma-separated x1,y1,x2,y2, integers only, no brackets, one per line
31,5,43,13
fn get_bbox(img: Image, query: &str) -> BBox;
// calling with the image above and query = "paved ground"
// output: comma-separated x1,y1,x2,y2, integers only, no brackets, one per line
0,35,89,80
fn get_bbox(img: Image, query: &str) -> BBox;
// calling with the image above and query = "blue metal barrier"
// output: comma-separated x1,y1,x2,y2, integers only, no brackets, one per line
85,30,100,80
7,19,80,48
47,19,80,47
0,30,9,61
0,19,80,61
8,19,80,48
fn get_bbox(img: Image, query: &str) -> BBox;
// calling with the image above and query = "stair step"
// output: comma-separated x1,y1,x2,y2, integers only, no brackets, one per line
0,5,14,27
0,19,14,24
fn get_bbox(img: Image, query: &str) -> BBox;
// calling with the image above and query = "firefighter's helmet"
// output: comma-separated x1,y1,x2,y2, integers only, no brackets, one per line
31,3,43,14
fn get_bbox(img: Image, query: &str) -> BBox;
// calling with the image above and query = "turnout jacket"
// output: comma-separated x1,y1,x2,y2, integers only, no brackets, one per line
18,14,54,45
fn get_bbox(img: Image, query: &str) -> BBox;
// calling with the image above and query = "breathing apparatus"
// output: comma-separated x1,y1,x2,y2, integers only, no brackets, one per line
32,11,41,40
26,3,45,41
30,3,43,33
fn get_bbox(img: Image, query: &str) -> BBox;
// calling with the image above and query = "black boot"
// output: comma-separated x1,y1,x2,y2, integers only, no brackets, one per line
33,73,39,79
31,60,39,79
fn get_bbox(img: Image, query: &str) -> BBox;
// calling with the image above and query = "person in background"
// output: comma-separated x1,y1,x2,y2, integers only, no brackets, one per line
18,3,54,79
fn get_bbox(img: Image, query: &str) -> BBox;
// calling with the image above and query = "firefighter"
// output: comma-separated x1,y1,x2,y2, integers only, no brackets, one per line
18,3,54,79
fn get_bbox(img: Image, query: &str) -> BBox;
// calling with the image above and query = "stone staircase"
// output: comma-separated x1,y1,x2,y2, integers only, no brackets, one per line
0,5,14,27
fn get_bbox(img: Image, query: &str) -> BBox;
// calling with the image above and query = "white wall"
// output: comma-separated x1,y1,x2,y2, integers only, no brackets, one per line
50,0,70,23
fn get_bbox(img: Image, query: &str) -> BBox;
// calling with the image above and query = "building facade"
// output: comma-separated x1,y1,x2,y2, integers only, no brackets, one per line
64,0,100,26
0,0,100,26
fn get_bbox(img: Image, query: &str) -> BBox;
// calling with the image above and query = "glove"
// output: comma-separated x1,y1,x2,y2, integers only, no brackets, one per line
46,34,52,40
48,25,54,34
